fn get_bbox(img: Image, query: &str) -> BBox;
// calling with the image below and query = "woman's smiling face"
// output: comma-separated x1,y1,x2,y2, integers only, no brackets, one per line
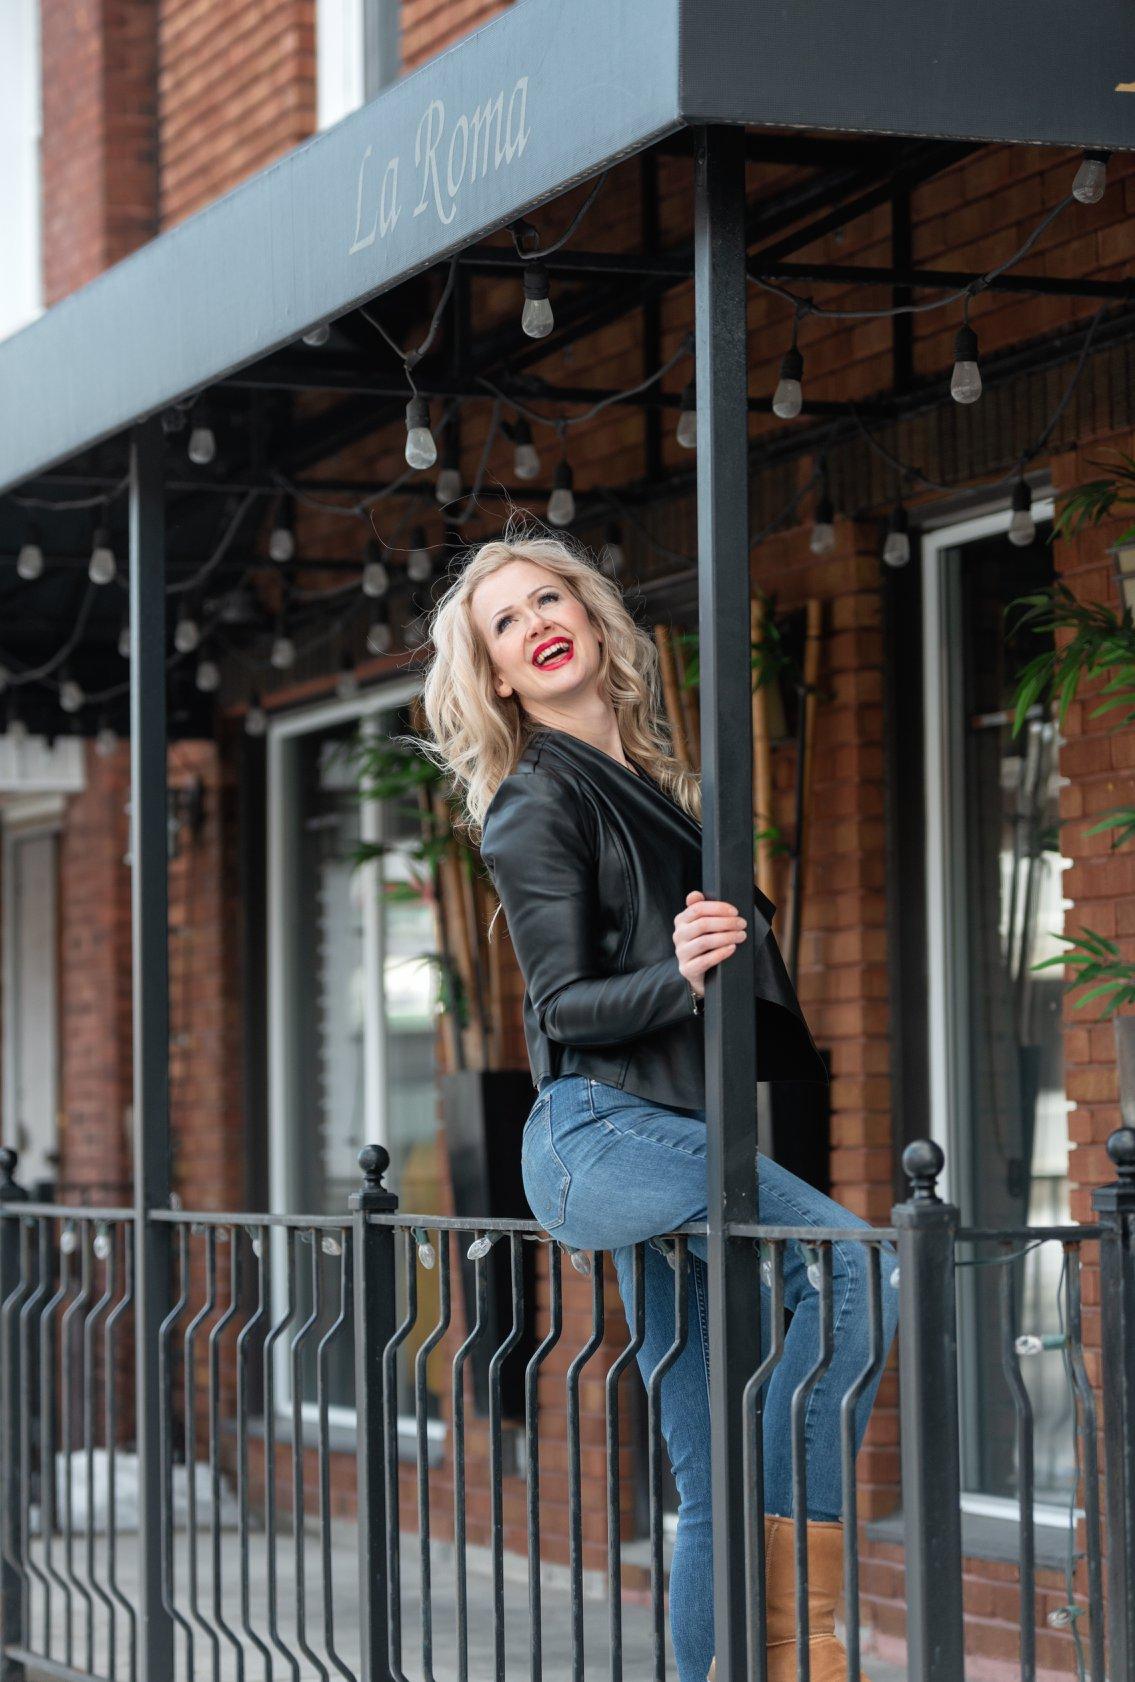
471,558,603,716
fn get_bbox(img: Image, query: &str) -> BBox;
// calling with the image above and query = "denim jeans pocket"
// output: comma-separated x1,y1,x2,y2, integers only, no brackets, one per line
585,1076,639,1128
521,1102,571,1233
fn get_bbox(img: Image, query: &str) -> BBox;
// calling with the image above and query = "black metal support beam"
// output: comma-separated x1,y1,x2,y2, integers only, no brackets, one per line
694,124,763,1682
128,416,175,1682
892,187,914,392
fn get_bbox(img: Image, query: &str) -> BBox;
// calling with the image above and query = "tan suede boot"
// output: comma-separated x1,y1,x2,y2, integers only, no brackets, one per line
704,1515,873,1682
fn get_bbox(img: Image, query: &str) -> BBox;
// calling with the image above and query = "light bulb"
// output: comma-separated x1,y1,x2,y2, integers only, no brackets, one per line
547,458,575,528
187,425,216,465
772,344,804,420
810,494,836,556
407,528,432,582
1008,479,1035,548
271,631,296,670
95,723,118,758
88,527,117,585
269,523,295,563
321,1233,341,1256
950,322,981,404
882,503,911,569
414,1229,437,1268
195,657,220,692
600,521,625,574
521,263,554,339
512,417,540,480
1072,151,1107,205
336,656,359,700
404,397,437,470
436,462,463,506
569,1249,593,1276
302,321,331,347
676,382,697,450
93,1226,112,1261
17,538,44,580
467,1234,494,1261
366,620,392,656
60,678,84,713
245,696,267,736
118,623,131,660
362,551,390,597
60,1222,78,1255
174,611,200,654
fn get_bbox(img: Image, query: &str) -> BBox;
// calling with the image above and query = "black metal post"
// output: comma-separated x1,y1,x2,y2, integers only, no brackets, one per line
1092,1126,1135,1679
352,1145,399,1682
694,124,764,1682
129,415,176,1680
893,1141,964,1682
0,1149,28,1682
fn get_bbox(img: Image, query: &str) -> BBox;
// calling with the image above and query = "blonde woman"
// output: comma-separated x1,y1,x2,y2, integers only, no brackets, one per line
417,519,898,1682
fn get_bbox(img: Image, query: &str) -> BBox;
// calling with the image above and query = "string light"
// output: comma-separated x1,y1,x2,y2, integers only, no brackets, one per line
366,603,392,656
1008,478,1036,547
302,321,331,347
268,497,296,563
547,458,576,527
195,655,221,692
336,651,360,700
520,263,554,339
882,501,911,569
404,397,437,470
1072,150,1108,205
435,436,463,506
772,330,805,420
60,671,85,713
511,417,541,480
7,704,28,746
950,306,982,404
362,539,390,597
810,490,836,556
270,616,296,670
95,717,118,758
599,520,625,574
88,525,117,585
245,692,267,736
676,382,697,450
174,603,201,653
187,420,217,466
17,525,44,580
407,527,433,583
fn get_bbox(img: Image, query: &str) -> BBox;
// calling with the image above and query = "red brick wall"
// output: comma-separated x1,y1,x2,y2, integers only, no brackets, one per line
40,0,159,305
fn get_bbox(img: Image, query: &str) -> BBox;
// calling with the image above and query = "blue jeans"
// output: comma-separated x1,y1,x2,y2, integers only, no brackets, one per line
523,1073,900,1682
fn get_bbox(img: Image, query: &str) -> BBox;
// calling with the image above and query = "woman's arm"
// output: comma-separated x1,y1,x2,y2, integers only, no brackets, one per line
479,769,696,1047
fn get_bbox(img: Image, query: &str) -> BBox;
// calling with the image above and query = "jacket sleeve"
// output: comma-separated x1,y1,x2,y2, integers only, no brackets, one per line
478,768,696,1047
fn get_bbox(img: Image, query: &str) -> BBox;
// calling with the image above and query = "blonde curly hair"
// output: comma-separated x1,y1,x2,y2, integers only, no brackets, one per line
413,513,702,845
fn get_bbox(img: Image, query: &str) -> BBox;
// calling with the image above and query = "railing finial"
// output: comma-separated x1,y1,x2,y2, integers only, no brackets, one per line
350,1144,397,1214
0,1147,24,1204
902,1139,945,1203
1106,1126,1135,1186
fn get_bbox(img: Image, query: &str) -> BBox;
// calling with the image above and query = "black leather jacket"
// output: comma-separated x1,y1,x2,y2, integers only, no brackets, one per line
478,725,828,1109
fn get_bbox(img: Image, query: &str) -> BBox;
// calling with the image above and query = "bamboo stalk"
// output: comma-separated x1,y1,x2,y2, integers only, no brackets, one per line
653,624,690,766
782,598,824,977
672,628,701,772
750,596,775,891
433,788,481,1071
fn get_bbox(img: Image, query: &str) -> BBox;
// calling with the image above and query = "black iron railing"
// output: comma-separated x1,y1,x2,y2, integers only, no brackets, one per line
1,1132,1133,1682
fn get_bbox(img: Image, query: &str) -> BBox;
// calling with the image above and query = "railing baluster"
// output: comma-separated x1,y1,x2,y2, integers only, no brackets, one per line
185,1224,221,1681
0,1160,31,1677
316,1229,355,1682
159,1223,196,1679
1063,1244,1104,1682
488,1234,526,1682
566,1253,604,1682
790,1243,834,1682
647,1235,689,1682
235,1225,274,1682
1092,1128,1135,1678
415,1229,451,1682
262,1225,300,1682
61,1221,96,1665
105,1222,138,1681
451,1234,488,1682
350,1145,398,1682
383,1227,418,1682
39,1220,73,1659
524,1242,562,1682
838,1245,885,1682
743,1240,786,1682
20,1220,53,1657
83,1223,118,1675
999,1246,1035,1682
606,1244,645,1682
209,1229,246,1680
291,1232,329,1682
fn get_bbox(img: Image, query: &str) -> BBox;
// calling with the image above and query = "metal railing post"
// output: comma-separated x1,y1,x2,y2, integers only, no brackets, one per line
351,1145,399,1682
892,1141,964,1682
1092,1126,1135,1678
0,1149,28,1682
